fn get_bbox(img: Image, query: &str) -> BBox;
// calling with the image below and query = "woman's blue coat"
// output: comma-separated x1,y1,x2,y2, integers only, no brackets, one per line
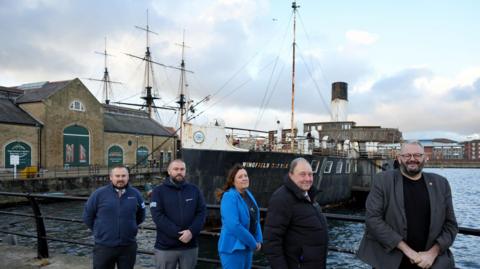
218,188,262,253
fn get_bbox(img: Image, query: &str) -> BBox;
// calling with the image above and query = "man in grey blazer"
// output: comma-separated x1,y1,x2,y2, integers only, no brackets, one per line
357,140,458,269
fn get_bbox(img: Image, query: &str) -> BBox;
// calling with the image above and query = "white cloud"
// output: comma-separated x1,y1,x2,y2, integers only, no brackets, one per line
413,76,454,96
351,78,376,94
455,67,480,86
411,67,480,97
345,30,379,46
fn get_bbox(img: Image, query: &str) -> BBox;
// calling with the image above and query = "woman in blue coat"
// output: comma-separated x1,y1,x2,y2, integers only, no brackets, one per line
217,164,262,269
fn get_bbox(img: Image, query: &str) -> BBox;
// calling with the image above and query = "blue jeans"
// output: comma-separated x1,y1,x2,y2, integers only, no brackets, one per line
93,243,137,269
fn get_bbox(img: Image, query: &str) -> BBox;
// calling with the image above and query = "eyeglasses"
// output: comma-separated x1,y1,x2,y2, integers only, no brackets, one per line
297,172,313,177
399,153,424,159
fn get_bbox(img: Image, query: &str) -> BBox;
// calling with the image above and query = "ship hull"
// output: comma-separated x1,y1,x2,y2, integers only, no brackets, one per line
181,148,384,208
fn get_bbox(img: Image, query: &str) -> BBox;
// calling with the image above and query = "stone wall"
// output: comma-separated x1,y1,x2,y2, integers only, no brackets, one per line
19,102,45,123
41,79,104,168
0,124,39,168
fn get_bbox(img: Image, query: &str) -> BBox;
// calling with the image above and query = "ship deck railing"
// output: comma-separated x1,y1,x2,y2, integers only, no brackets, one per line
0,192,478,268
250,144,396,160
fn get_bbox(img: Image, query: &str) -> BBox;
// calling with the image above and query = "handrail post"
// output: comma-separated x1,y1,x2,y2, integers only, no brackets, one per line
28,195,49,258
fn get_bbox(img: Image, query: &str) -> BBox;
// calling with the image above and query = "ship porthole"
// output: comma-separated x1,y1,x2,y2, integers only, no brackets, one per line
193,131,205,144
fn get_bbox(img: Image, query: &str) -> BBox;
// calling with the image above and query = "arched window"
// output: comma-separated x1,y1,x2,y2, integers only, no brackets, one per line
69,100,85,112
64,125,89,167
107,145,123,167
4,141,31,168
136,146,149,166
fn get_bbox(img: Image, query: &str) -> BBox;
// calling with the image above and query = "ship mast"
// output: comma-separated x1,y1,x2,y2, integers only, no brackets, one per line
176,30,190,146
120,10,194,120
290,1,299,152
88,37,121,104
136,10,159,118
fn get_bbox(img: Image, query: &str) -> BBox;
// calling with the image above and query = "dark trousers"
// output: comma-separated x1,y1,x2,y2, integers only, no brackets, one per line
93,243,137,269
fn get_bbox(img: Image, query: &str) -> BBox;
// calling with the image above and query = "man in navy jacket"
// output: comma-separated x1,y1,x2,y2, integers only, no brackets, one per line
150,159,206,269
83,165,146,269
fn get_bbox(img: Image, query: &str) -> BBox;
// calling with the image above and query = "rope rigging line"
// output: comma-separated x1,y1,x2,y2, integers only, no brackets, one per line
154,106,163,125
113,59,145,103
297,48,332,118
255,63,287,130
160,65,177,96
254,12,294,130
296,12,333,117
297,12,320,71
188,58,277,122
207,51,263,101
115,92,142,102
204,16,290,103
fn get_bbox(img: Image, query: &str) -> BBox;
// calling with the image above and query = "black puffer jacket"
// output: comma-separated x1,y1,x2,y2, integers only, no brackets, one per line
263,177,329,269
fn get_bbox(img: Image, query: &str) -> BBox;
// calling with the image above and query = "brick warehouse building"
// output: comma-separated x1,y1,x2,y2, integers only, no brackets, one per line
0,78,176,171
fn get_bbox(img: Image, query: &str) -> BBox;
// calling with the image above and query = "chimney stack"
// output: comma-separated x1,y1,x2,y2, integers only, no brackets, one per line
331,82,348,122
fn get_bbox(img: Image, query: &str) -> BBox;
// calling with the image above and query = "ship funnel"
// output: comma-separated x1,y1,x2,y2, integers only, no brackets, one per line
331,82,348,122
276,120,283,144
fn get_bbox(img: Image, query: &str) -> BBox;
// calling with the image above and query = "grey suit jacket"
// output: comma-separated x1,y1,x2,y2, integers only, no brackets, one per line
357,170,458,269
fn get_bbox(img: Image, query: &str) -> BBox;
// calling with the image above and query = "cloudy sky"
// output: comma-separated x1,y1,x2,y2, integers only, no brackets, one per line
1,0,479,141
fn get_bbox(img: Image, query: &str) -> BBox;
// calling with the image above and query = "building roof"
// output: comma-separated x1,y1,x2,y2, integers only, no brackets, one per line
103,105,175,137
0,98,40,126
419,139,461,147
1,79,174,136
14,80,72,104
103,104,151,117
432,138,458,143
0,86,24,98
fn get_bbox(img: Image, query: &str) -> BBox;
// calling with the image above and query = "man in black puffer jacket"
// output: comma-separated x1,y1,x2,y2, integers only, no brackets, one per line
263,157,329,269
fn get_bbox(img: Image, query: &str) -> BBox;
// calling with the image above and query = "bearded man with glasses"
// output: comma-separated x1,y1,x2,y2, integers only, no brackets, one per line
357,140,458,269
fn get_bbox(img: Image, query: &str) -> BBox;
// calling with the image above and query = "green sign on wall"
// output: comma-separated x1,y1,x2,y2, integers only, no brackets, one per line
63,125,89,167
5,141,31,168
136,146,148,166
108,145,123,167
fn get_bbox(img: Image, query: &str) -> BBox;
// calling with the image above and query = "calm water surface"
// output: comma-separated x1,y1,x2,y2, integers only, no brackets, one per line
1,168,479,268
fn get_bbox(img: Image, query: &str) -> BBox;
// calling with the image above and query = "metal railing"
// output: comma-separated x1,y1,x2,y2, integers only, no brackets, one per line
0,163,167,181
0,191,479,268
0,192,267,268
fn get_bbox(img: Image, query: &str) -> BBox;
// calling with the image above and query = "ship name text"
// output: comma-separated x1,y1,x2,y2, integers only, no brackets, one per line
242,162,289,169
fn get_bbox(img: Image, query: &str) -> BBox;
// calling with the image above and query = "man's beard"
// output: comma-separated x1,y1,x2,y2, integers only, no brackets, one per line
171,175,184,184
113,182,127,189
400,160,425,177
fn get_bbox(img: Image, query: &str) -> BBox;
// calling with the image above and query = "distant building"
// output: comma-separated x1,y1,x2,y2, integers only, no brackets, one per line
268,121,402,158
462,139,480,160
0,79,176,171
419,139,463,160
